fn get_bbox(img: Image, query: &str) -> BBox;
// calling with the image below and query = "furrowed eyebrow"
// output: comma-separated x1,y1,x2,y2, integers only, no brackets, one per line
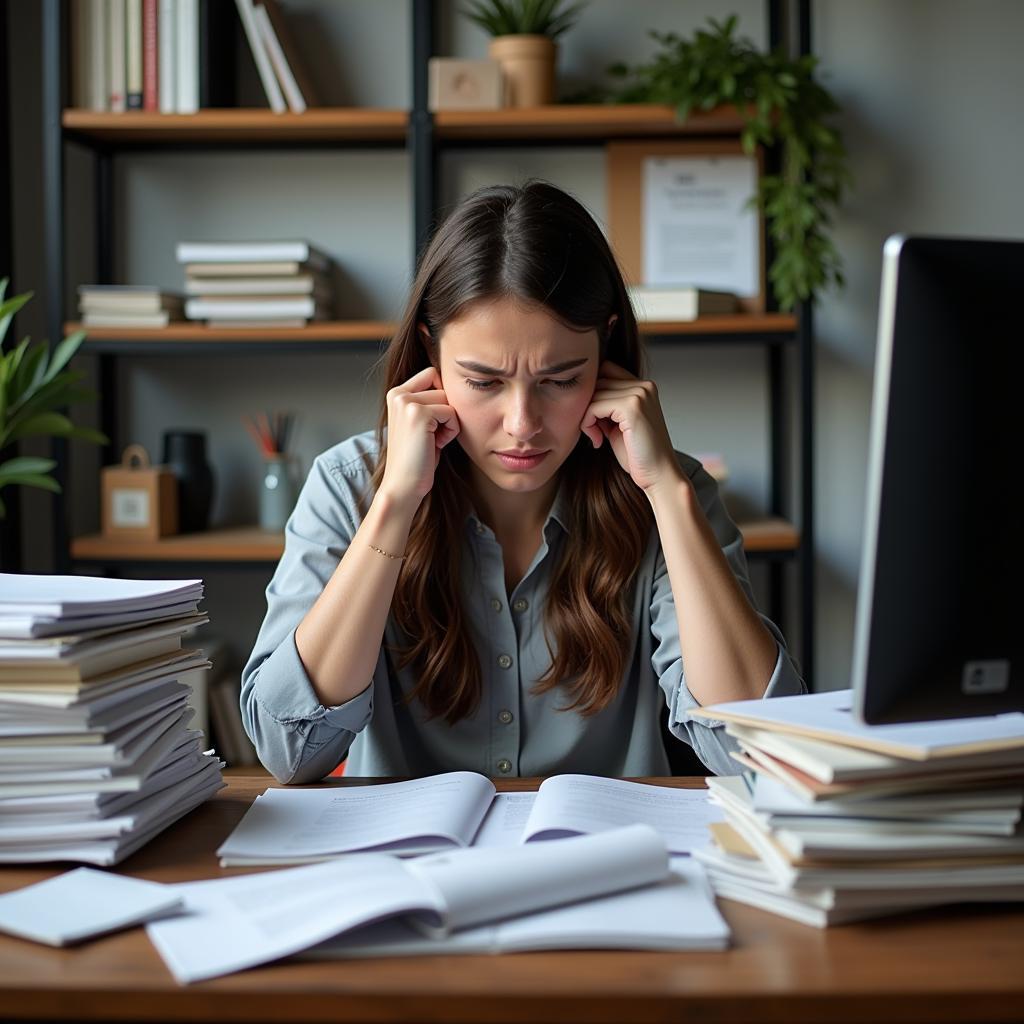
454,357,589,377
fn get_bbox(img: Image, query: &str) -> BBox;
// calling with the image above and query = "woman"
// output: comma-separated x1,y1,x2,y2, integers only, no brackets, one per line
241,181,805,784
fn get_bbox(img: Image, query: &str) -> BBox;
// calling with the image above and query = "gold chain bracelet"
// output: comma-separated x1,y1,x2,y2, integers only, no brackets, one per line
368,542,406,561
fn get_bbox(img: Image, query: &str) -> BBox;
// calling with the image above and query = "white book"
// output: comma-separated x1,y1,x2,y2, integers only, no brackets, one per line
108,0,127,112
205,318,309,328
185,296,319,319
125,0,143,108
689,688,1024,760
183,260,312,276
253,2,305,112
174,0,198,113
151,825,673,983
82,311,173,328
627,285,737,321
234,0,286,113
0,868,182,946
306,858,729,958
158,0,177,115
217,772,724,865
86,0,109,111
78,286,184,312
184,273,323,295
175,240,329,268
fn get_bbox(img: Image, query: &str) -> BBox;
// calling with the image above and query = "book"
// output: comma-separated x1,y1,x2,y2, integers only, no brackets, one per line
175,0,198,113
198,0,237,108
234,0,286,113
184,273,326,295
689,688,1024,760
204,318,308,329
86,0,109,111
627,286,738,321
142,0,158,111
125,0,143,109
175,240,330,269
305,858,729,958
150,825,684,982
108,0,127,113
78,286,184,312
254,3,304,112
158,0,176,115
184,296,325,320
82,312,173,328
182,259,315,276
258,0,319,108
216,772,725,865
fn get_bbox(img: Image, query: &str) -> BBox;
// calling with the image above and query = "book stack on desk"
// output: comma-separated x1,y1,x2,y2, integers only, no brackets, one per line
0,574,225,865
687,690,1024,926
176,240,335,327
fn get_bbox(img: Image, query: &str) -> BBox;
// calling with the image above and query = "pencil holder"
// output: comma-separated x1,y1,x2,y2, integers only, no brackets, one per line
259,454,295,532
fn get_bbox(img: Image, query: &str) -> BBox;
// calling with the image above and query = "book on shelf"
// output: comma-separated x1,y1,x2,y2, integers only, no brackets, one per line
71,0,102,111
125,0,143,109
198,0,237,108
217,771,724,866
158,0,176,114
258,0,319,110
234,0,287,113
142,0,158,110
185,296,328,322
108,0,127,113
184,272,328,296
78,286,184,312
182,259,321,277
176,240,331,269
627,285,739,321
175,0,198,114
82,311,174,328
203,318,310,329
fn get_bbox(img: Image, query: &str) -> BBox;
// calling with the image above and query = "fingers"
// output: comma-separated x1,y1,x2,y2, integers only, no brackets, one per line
389,365,443,396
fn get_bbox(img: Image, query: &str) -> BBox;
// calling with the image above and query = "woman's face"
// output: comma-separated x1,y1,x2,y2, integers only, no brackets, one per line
436,296,601,500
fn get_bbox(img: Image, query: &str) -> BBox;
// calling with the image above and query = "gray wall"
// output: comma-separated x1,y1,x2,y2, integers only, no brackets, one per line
7,1,1022,688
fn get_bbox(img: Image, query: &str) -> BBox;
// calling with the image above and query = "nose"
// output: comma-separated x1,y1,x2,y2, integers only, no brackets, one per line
503,386,542,442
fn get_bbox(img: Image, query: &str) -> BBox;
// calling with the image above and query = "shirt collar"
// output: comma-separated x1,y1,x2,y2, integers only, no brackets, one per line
465,478,573,537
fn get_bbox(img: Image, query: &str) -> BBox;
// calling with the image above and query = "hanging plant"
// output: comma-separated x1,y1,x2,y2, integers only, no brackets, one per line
604,16,851,310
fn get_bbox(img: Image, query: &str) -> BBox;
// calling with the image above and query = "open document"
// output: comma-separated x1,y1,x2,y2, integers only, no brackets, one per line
149,824,674,983
216,772,724,865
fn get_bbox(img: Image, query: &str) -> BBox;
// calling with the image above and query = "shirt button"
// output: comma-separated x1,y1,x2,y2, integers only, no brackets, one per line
497,654,513,670
498,709,514,724
497,759,512,774
512,598,529,613
490,598,502,612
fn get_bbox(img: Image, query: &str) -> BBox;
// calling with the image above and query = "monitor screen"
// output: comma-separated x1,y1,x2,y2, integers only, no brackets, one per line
852,235,1022,724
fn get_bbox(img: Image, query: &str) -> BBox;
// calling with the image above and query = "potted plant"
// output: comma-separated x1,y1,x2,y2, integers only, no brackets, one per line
0,279,106,519
464,0,587,107
603,16,850,310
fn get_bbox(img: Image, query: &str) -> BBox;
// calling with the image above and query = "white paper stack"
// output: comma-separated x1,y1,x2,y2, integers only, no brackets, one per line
688,689,1024,926
0,574,225,864
176,241,335,327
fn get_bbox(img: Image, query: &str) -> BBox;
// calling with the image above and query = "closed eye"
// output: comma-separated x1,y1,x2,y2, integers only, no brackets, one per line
465,376,581,391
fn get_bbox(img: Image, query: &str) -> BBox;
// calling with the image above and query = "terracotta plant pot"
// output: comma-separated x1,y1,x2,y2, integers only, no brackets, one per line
488,34,556,107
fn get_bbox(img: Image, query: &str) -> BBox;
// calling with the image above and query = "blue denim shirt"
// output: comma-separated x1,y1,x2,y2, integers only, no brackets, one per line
240,431,806,783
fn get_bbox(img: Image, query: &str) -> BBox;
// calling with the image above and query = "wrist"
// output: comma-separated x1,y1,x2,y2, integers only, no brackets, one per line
644,464,691,508
371,487,421,526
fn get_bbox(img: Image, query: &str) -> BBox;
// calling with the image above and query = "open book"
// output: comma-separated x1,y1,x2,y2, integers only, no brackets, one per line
150,825,713,983
216,772,723,866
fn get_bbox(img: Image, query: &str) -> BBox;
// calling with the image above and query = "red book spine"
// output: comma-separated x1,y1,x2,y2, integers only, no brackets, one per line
143,0,159,111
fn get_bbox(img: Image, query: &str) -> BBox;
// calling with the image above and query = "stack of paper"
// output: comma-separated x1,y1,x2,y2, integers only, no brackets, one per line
0,574,226,864
688,689,1024,926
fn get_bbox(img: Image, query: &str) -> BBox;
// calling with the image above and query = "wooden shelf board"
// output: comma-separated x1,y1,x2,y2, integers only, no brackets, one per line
67,315,793,345
434,104,747,140
66,320,395,343
71,527,285,562
71,519,798,563
61,108,408,143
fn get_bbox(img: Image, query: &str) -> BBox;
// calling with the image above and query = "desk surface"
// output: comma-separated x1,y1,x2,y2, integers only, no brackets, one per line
2,772,1023,1024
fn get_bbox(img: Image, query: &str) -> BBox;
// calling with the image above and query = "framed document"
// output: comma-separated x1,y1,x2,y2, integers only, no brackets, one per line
607,139,765,313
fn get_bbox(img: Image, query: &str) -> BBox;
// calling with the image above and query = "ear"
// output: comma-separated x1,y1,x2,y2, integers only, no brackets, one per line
417,322,438,367
606,314,619,337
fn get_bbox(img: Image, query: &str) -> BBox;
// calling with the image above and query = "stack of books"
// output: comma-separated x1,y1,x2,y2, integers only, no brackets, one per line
688,689,1024,926
0,574,225,865
78,285,184,328
176,240,334,328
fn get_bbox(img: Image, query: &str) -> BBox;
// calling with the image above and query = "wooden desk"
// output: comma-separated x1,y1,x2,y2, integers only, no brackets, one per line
2,772,1023,1024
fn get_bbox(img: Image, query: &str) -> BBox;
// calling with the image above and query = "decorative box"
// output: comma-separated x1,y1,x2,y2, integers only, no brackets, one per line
101,444,178,540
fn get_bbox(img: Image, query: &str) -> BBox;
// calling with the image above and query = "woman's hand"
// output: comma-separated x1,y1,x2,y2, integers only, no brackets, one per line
580,361,683,495
379,366,460,509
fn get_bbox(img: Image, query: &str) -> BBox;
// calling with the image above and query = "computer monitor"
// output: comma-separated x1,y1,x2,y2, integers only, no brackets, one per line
852,235,1023,724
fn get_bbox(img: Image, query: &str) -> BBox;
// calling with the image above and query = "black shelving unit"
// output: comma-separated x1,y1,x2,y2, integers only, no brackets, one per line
40,0,815,682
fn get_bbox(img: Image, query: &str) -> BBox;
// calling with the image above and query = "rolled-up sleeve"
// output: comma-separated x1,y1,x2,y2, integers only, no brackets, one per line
240,451,375,784
651,458,806,776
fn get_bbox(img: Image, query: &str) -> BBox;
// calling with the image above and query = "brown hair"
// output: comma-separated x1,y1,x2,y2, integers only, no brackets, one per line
371,181,653,723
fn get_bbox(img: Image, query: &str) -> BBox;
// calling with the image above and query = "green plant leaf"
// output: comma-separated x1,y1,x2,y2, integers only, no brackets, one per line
8,411,75,442
68,426,109,446
41,330,86,385
0,291,32,349
0,455,57,476
0,473,62,495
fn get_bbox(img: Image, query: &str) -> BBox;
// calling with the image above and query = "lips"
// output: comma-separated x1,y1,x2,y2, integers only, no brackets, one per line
495,450,550,471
